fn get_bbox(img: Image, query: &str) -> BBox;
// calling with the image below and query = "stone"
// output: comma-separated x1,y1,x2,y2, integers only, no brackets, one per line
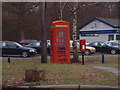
25,69,45,82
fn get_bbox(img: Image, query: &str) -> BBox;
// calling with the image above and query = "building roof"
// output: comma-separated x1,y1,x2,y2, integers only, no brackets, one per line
98,17,119,27
78,17,120,30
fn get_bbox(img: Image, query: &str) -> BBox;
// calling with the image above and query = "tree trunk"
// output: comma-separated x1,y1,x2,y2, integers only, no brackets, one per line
41,2,47,63
72,2,79,63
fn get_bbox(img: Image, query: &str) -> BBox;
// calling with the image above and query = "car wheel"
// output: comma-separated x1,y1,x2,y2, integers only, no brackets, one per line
110,49,117,55
85,50,91,55
22,51,29,58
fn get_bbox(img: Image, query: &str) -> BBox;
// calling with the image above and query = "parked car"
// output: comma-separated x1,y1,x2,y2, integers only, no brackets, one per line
70,40,96,55
108,40,120,43
25,41,50,54
0,41,37,57
105,40,120,47
19,40,38,45
86,42,89,45
87,42,120,54
47,40,51,46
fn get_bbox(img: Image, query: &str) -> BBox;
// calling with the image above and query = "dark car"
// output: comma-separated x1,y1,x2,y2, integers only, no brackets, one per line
106,40,120,46
19,40,38,45
0,41,37,57
25,41,50,54
87,42,120,54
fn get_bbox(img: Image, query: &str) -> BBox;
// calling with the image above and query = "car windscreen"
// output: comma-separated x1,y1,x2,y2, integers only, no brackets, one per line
20,40,30,43
100,42,106,47
89,42,98,46
20,40,37,43
106,42,120,47
33,42,40,47
14,42,23,47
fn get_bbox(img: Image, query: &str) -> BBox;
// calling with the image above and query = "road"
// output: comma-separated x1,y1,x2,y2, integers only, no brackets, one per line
1,52,119,60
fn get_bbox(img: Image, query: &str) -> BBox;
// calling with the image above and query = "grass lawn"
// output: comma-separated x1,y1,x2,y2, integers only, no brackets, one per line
83,55,118,68
2,56,118,87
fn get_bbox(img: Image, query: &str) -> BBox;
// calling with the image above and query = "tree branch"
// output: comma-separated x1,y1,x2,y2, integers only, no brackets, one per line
61,3,66,10
66,3,74,13
66,3,79,13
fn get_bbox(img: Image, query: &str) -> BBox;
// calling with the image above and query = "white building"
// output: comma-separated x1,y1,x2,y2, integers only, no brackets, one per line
79,18,120,43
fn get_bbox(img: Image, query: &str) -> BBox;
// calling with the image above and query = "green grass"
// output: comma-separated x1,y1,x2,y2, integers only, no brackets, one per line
2,57,118,87
83,56,118,68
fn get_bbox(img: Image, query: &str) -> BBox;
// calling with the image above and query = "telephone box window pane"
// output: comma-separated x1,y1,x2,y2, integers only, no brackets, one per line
57,39,66,42
57,51,66,54
58,43,66,46
57,31,66,38
58,47,66,50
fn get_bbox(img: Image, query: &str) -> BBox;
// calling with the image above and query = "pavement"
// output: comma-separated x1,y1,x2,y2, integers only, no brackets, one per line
1,53,119,60
92,66,119,76
16,85,119,89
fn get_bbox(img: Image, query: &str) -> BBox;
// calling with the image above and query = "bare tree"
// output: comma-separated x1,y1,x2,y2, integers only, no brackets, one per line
66,2,80,63
59,2,66,20
2,2,38,41
2,2,118,42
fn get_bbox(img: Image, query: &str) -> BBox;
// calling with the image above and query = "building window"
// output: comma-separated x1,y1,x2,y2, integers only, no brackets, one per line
116,35,120,40
108,35,114,41
81,34,99,37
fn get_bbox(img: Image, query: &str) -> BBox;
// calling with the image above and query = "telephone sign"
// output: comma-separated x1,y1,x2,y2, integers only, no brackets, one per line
80,39,86,52
55,25,68,27
50,20,70,64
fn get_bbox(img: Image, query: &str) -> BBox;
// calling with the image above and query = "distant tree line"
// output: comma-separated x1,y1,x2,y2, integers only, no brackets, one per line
2,2,119,42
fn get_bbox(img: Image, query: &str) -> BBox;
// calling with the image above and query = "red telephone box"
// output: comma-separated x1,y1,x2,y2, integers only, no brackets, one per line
50,20,70,64
80,39,86,52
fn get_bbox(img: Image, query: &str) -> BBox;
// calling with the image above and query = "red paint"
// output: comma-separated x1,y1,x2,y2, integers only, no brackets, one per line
50,21,70,64
19,42,29,45
80,39,86,52
19,40,37,45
